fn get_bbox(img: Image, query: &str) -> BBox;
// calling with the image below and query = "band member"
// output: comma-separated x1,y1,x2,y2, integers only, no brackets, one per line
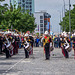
71,33,75,59
42,31,51,60
24,33,29,58
0,34,3,54
61,35,70,58
15,35,20,54
12,35,16,55
3,35,10,58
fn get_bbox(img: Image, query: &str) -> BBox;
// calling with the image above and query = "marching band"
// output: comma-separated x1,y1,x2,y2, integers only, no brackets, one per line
0,30,75,60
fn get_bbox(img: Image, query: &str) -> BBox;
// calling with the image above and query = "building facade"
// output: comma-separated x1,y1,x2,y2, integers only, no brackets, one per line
10,0,34,14
1,0,10,5
34,11,51,36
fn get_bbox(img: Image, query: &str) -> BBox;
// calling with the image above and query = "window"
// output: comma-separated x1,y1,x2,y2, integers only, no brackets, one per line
30,5,32,8
44,20,47,23
40,16,43,19
22,0,25,2
30,9,32,11
29,2,32,4
40,24,43,27
26,5,29,8
40,20,43,23
40,28,43,31
22,4,25,7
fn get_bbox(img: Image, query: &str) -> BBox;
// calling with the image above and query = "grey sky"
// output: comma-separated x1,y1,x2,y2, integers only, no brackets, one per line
1,0,75,33
35,0,75,33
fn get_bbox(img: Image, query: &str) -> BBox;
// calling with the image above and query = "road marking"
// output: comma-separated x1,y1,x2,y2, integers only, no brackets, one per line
22,60,31,63
2,58,24,75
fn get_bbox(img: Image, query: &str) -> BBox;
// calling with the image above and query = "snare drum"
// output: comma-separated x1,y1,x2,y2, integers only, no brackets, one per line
50,46,54,51
66,47,72,52
26,45,32,52
65,45,72,52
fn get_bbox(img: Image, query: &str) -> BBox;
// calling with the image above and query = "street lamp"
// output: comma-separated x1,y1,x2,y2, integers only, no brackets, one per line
69,0,71,39
62,4,69,20
63,0,65,17
57,10,61,34
63,0,66,31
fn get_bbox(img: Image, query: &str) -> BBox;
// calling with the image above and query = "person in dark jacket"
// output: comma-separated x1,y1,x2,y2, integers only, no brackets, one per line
0,34,3,54
35,36,40,47
54,35,58,48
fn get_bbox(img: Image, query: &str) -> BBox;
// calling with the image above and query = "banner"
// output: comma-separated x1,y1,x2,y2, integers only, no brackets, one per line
48,22,50,30
38,25,39,31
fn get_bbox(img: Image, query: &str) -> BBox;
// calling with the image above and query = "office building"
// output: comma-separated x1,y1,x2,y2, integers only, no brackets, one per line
10,0,34,14
34,11,51,35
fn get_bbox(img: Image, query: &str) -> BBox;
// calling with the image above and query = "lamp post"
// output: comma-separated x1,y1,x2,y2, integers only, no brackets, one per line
63,0,66,31
63,0,65,17
69,0,71,39
57,10,61,34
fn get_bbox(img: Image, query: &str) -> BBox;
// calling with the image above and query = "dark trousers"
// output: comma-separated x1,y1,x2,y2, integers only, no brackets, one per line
45,45,50,59
36,42,39,47
24,48,29,58
59,42,61,48
5,48,10,58
63,46,69,58
0,44,2,53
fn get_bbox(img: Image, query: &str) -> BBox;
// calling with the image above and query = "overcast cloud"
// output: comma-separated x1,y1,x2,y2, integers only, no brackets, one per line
1,0,75,33
35,0,75,33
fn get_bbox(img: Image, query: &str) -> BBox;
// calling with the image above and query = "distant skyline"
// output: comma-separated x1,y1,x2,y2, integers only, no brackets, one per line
1,0,75,33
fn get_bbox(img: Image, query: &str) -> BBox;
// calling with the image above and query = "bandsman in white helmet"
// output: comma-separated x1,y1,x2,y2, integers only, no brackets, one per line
23,33,32,58
42,31,52,60
23,33,29,58
61,33,71,58
71,33,75,59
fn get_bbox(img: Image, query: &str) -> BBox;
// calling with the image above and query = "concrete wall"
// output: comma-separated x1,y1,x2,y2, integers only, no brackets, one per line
34,12,44,36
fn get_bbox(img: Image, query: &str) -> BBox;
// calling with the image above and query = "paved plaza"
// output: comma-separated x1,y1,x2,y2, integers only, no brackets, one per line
0,47,75,75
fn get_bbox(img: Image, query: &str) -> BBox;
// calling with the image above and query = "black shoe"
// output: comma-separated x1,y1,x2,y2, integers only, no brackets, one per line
45,58,50,60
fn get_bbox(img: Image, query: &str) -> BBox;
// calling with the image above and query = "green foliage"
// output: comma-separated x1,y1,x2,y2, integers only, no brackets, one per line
59,4,75,32
0,2,36,32
0,0,8,25
36,33,39,36
0,0,5,2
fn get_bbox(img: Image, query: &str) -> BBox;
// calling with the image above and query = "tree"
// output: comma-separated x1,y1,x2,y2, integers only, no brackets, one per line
0,0,8,27
1,5,36,32
59,4,75,32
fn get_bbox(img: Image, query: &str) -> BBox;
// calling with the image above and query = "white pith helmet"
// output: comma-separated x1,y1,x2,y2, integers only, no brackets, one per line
24,33,29,37
44,31,48,35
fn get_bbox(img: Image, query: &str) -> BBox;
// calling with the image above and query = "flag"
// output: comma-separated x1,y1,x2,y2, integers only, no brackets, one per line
38,25,39,31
